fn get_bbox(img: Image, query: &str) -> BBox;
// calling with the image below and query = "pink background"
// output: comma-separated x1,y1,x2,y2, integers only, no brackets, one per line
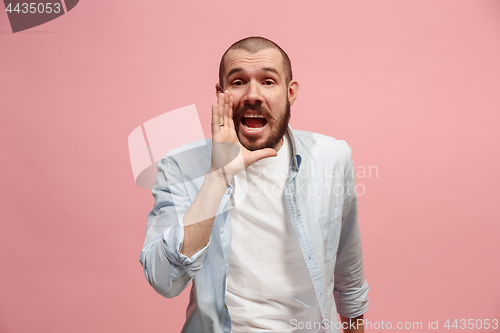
1,0,499,332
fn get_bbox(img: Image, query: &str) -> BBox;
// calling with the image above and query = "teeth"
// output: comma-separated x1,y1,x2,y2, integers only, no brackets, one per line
244,114,264,118
244,125,264,131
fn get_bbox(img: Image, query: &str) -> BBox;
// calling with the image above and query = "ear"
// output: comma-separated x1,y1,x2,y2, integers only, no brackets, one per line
215,83,223,96
287,80,300,106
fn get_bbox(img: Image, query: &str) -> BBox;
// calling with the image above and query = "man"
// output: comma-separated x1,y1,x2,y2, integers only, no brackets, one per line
140,37,369,333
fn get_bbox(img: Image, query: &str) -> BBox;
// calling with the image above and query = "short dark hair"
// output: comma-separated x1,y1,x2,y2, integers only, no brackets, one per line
219,36,293,89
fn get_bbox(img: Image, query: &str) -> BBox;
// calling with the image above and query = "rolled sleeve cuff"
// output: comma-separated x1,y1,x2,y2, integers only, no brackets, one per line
161,217,210,279
334,280,370,318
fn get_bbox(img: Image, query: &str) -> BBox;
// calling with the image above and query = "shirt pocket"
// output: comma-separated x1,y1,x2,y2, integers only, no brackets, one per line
318,206,343,261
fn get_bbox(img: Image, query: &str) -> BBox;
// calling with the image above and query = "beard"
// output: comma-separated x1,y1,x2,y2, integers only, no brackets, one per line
233,99,291,151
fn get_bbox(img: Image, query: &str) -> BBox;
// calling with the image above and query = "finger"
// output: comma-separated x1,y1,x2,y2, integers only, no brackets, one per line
247,148,277,166
223,90,230,128
228,94,235,130
219,92,226,127
228,94,233,119
212,102,220,135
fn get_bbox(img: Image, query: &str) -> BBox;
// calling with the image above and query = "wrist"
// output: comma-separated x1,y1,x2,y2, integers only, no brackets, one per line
206,167,232,188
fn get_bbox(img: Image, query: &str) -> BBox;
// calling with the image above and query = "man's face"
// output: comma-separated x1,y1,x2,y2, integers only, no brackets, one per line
217,48,298,151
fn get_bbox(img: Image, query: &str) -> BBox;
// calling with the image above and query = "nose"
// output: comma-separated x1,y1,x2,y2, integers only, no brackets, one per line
243,80,262,105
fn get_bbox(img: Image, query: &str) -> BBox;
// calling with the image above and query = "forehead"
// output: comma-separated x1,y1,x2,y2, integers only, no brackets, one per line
223,48,285,78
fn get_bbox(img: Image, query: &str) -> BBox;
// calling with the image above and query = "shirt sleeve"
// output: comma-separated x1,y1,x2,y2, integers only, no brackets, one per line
139,157,210,298
333,147,369,318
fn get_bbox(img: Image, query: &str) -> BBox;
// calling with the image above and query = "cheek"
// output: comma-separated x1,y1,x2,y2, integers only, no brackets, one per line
268,97,287,116
229,93,244,109
270,90,288,106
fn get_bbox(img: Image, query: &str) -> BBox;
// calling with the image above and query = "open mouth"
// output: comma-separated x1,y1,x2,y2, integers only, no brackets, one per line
241,114,267,131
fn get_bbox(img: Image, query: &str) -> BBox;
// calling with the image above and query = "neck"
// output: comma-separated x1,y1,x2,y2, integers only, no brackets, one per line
274,137,285,152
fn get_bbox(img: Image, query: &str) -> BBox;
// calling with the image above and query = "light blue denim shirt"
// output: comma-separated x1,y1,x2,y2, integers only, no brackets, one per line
139,126,369,333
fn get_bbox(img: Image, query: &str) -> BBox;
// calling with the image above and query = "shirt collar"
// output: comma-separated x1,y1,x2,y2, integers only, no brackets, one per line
286,125,302,173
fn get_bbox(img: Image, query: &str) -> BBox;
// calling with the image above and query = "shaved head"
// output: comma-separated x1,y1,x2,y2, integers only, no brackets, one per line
219,36,293,89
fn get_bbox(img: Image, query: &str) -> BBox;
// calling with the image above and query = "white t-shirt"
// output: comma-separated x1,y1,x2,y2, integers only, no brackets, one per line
225,134,321,332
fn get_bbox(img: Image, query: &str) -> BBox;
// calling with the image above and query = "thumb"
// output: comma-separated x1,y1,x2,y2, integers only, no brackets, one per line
246,148,278,166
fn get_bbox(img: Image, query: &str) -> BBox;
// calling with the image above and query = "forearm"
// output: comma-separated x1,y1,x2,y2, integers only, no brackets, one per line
340,314,364,333
180,167,230,257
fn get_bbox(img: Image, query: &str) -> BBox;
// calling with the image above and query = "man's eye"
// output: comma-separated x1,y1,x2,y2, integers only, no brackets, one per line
232,80,244,86
263,80,274,85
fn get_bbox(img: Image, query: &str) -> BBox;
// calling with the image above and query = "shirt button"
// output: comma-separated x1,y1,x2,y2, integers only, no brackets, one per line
225,189,230,194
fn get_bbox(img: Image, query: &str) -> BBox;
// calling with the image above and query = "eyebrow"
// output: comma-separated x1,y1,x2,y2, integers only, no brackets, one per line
261,67,279,76
226,67,280,80
227,68,243,79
